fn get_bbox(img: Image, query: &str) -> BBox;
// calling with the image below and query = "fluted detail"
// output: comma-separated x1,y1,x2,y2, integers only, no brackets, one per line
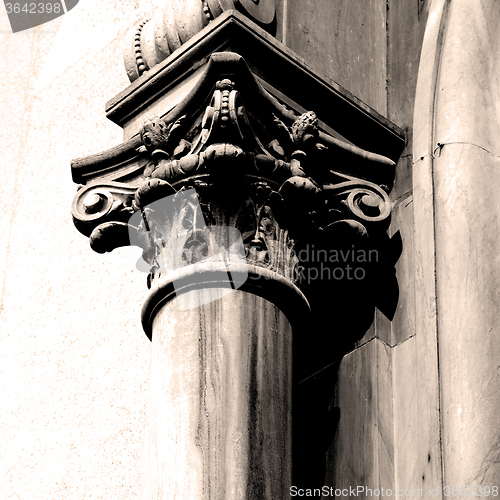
123,0,276,82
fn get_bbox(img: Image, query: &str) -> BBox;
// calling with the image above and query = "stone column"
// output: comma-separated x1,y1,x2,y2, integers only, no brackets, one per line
142,286,297,498
414,0,500,489
71,46,402,497
134,183,308,499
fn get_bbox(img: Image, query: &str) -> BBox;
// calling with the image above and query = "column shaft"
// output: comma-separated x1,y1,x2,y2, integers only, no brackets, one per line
143,289,292,499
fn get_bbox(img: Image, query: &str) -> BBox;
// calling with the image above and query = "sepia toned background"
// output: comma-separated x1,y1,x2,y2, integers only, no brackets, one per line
3,0,500,497
0,1,157,497
0,0,425,497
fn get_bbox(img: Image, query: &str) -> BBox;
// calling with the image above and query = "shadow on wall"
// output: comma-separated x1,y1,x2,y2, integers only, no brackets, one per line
293,228,402,489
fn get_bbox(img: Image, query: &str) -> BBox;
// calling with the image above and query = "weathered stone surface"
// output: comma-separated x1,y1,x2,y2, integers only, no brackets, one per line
355,314,376,349
144,291,292,499
323,338,394,498
392,336,420,490
387,0,429,200
389,195,415,346
285,0,387,116
412,0,500,490
434,143,500,486
376,339,395,496
411,0,448,493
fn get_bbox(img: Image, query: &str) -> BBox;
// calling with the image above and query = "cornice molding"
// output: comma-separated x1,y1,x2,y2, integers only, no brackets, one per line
72,50,401,187
105,11,404,161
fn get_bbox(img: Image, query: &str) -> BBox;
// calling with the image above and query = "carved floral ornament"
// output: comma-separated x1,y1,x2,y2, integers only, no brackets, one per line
72,54,402,334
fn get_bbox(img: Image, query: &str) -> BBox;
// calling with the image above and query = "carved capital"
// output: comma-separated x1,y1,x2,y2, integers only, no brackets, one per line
71,49,405,356
72,53,402,346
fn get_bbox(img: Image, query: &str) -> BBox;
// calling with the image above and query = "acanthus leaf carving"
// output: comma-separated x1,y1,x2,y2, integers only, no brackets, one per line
72,54,401,322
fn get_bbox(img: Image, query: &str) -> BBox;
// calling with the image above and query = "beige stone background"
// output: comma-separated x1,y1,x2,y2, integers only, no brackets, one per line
0,0,399,496
0,0,414,496
5,0,500,495
0,1,160,498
